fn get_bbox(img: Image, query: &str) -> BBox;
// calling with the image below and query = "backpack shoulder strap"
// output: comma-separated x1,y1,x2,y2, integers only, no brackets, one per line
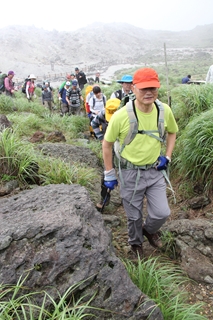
154,99,165,143
123,100,138,146
115,89,122,100
103,95,106,106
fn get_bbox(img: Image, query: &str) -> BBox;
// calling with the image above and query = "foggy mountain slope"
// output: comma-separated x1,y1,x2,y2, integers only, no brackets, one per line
0,22,212,79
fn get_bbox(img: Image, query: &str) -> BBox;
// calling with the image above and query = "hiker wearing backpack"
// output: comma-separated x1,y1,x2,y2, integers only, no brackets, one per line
0,73,8,94
58,81,71,116
102,68,178,258
89,86,106,117
75,67,87,90
110,75,133,100
95,71,100,83
91,98,121,211
42,84,54,111
26,74,36,101
66,79,84,115
4,71,16,96
42,81,53,92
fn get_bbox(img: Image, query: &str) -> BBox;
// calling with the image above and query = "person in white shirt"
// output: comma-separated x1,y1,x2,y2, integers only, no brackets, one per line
89,86,106,116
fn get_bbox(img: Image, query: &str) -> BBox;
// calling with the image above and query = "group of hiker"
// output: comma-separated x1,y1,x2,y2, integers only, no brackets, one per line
73,67,178,259
2,64,213,259
57,68,178,262
58,67,106,117
0,66,193,259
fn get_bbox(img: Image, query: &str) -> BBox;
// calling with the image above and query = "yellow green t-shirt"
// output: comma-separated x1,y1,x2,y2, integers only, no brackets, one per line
104,102,178,166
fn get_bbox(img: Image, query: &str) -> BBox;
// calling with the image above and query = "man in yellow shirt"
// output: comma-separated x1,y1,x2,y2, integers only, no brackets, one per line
102,68,178,258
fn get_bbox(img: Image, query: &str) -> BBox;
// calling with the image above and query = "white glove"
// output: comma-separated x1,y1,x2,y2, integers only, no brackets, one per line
34,94,36,98
59,97,62,101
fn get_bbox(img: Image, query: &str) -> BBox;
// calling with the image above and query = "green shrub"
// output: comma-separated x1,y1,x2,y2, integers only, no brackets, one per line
174,108,213,191
171,84,213,132
0,94,15,113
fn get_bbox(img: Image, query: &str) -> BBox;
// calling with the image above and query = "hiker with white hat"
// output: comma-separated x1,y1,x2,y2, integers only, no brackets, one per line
26,74,37,101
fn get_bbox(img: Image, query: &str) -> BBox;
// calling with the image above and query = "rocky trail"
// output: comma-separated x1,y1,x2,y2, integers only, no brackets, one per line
102,186,213,319
0,115,213,318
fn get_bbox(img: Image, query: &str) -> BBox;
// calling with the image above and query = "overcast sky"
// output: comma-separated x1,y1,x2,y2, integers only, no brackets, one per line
1,0,212,32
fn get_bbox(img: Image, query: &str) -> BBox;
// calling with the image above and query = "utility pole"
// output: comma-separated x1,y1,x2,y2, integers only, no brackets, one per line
164,43,171,107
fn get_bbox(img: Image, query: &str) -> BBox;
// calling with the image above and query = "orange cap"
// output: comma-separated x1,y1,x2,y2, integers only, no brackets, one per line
133,68,160,89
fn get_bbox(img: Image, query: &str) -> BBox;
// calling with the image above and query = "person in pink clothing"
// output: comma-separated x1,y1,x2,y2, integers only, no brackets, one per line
4,71,16,97
26,74,36,101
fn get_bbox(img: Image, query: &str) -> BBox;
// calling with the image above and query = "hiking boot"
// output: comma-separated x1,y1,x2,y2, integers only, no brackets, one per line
143,227,162,248
131,244,143,259
96,198,110,211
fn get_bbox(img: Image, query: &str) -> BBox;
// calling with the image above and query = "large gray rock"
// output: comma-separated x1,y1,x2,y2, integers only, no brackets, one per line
164,219,213,283
0,184,163,319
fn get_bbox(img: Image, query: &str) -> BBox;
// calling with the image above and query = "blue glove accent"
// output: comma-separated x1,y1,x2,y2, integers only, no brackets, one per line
87,112,92,118
156,156,169,171
104,180,118,190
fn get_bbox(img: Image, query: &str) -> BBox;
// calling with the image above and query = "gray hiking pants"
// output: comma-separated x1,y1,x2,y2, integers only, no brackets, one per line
69,105,81,115
119,168,170,246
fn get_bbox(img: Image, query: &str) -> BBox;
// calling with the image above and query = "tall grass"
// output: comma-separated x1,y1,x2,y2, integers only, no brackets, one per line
174,108,213,191
39,156,97,187
0,92,46,115
171,84,213,132
0,273,99,320
0,128,99,188
124,257,207,320
0,93,16,112
0,128,40,185
7,113,90,140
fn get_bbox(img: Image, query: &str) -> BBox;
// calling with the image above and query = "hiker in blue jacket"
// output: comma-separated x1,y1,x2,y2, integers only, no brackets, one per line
58,81,71,116
182,75,191,84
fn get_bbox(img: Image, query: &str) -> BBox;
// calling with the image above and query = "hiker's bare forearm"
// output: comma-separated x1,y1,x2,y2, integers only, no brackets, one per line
166,132,176,159
102,139,114,171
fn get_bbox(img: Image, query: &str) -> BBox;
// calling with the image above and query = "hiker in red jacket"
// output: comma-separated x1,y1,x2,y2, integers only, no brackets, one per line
26,74,37,101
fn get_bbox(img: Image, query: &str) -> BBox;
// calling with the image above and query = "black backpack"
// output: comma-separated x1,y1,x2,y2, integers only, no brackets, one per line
0,74,7,93
78,71,87,85
114,89,122,100
22,78,29,94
